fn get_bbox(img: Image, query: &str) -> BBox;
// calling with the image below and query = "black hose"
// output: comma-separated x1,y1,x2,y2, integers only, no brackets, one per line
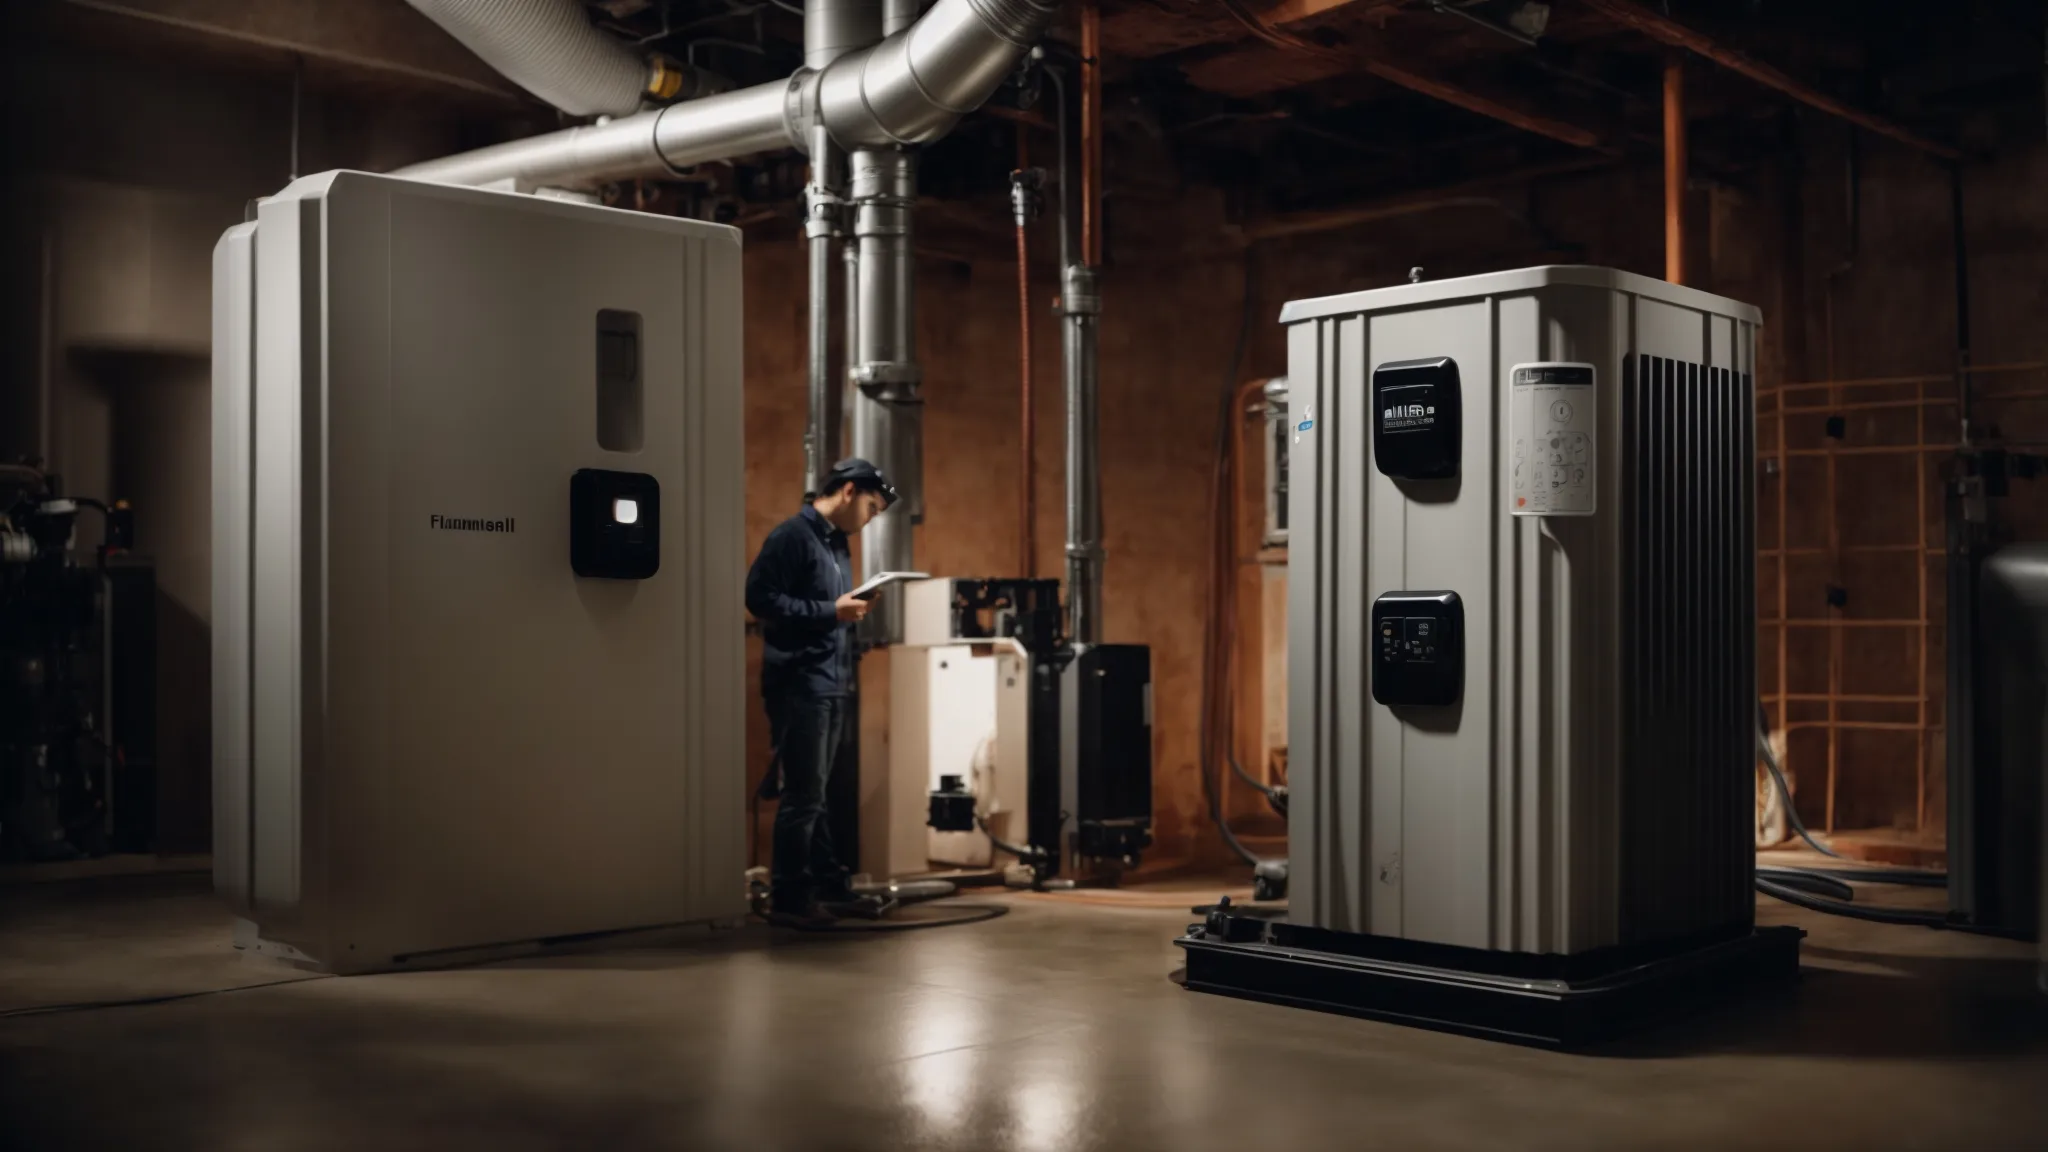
1200,254,1265,872
1756,699,1845,861
1787,866,1948,889
1755,699,1949,890
1753,877,1953,928
976,813,1046,864
804,903,1011,933
1754,866,1856,901
1,975,334,1019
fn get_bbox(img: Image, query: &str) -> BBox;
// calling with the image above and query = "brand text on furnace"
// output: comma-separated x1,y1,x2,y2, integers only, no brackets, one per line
431,514,515,533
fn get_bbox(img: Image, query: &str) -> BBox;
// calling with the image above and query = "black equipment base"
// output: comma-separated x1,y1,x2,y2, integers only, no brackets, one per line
1176,908,1805,1049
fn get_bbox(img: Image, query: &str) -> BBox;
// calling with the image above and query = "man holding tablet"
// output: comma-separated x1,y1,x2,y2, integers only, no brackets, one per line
744,458,899,927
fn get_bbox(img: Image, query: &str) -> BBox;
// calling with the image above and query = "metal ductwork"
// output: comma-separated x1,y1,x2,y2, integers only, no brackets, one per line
806,0,883,69
397,0,1060,645
403,0,691,118
395,0,1060,191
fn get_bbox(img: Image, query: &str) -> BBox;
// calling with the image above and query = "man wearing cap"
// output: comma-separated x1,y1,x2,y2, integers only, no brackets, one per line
744,458,899,928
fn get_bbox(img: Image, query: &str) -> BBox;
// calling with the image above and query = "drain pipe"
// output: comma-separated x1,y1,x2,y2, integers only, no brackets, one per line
1062,0,1105,646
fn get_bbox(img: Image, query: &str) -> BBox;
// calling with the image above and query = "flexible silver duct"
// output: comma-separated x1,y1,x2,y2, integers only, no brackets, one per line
395,0,1061,190
404,0,659,118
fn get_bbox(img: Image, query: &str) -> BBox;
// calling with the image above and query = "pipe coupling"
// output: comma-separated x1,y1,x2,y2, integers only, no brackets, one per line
1010,167,1045,229
853,364,924,398
849,150,918,206
1061,264,1101,316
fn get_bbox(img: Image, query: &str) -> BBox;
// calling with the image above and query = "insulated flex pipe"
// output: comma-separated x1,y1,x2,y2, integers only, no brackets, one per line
395,0,1061,191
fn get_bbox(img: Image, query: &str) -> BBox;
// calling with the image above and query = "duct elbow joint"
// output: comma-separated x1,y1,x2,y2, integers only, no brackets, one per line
786,0,1063,151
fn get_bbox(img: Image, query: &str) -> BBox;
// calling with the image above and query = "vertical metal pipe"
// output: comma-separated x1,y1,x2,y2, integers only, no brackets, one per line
1045,63,1074,274
882,0,920,36
806,235,834,494
289,55,303,181
806,0,883,70
1017,205,1036,576
1663,56,1686,285
805,124,841,496
1080,1,1103,268
1065,4,1106,644
843,241,862,460
1063,263,1102,645
850,147,921,643
1952,163,1973,445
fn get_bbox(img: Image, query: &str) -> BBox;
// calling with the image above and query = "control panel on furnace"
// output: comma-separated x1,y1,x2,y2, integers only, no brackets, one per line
1508,361,1597,517
1371,591,1464,708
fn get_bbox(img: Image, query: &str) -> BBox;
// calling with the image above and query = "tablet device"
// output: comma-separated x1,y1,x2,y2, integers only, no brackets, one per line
851,571,930,601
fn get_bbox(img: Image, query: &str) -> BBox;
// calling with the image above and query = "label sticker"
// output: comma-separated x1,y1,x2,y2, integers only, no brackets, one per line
1294,404,1314,445
1508,362,1596,518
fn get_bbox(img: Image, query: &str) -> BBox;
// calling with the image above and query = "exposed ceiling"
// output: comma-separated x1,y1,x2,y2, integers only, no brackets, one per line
585,0,2043,233
31,0,2048,252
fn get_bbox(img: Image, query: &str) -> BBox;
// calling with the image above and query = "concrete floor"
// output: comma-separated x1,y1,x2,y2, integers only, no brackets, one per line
1,872,2044,1151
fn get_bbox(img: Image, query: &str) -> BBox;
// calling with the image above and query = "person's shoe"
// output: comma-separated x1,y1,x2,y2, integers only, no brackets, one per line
763,901,837,930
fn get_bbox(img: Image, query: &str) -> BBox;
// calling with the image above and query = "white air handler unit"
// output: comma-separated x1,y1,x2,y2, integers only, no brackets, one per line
212,171,747,973
1177,266,1804,1046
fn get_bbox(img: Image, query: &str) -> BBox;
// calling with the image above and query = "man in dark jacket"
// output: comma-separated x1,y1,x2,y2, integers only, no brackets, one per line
745,458,897,927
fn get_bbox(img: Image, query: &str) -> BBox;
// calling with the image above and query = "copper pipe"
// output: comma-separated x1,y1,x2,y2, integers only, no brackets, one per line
1580,0,1961,160
1663,56,1686,285
1080,0,1103,267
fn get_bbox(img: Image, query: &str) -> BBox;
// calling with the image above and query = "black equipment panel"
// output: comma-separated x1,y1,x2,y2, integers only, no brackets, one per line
1372,357,1462,480
1371,590,1464,707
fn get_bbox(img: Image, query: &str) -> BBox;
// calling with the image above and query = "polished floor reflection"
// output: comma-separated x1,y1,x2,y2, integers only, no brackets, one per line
1,872,2044,1150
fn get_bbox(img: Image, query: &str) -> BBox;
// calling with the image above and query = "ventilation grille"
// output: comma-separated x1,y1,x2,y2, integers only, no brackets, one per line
1620,355,1756,943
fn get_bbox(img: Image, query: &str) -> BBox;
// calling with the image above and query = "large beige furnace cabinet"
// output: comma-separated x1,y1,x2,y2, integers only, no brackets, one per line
1284,266,1762,956
211,171,747,973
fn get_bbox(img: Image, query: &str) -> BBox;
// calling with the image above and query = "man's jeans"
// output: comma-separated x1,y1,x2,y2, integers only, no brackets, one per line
767,693,850,909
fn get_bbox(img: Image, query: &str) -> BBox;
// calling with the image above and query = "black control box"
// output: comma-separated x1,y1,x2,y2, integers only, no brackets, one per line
1372,357,1462,480
570,468,661,580
1371,590,1464,707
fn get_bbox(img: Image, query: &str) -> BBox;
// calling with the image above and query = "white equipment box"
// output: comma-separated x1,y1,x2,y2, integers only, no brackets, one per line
1283,266,1762,955
211,171,746,972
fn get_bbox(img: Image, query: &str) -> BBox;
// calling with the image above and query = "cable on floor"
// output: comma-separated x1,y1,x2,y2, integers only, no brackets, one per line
0,974,336,1020
794,902,1011,933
